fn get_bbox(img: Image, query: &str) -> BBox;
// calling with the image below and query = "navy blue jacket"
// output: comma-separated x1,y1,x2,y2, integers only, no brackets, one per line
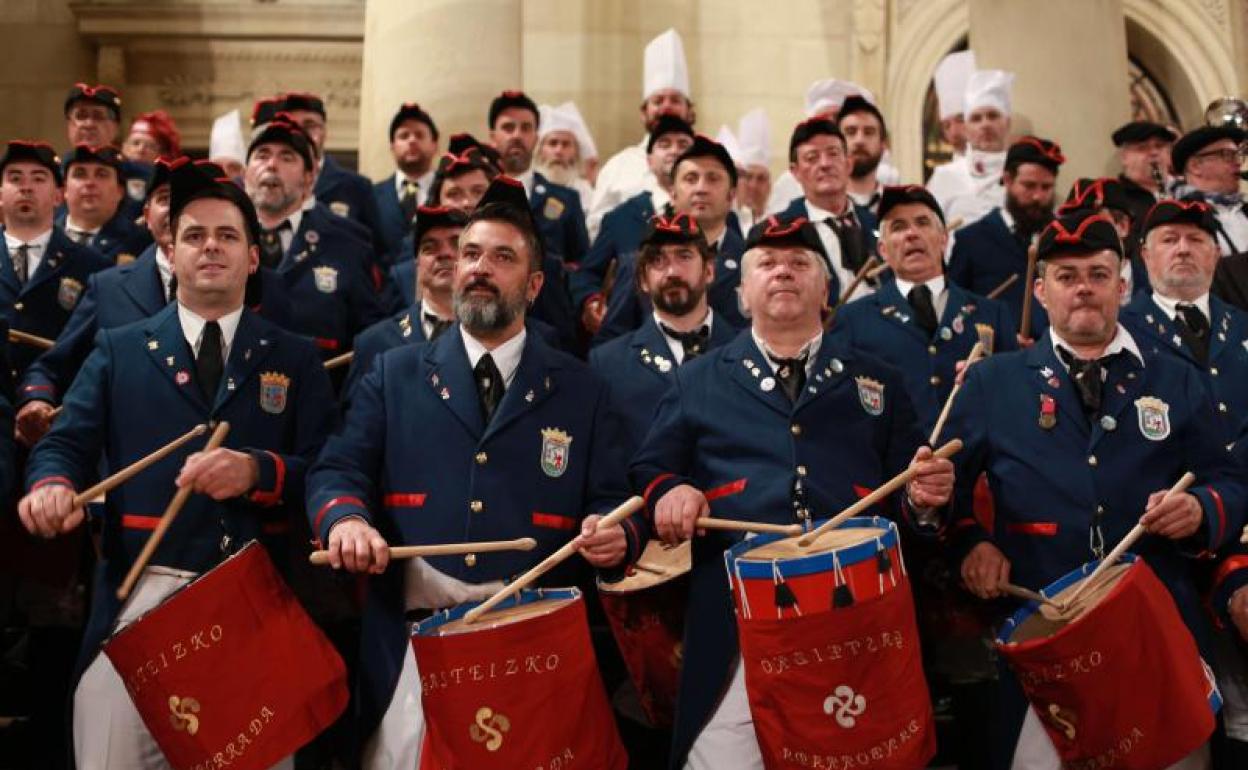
832,279,1017,431
628,330,930,768
55,208,143,262
27,305,335,674
371,173,410,261
948,208,1048,339
0,229,112,376
315,155,385,256
18,245,295,406
530,171,590,266
1120,292,1248,439
776,196,880,297
571,191,659,309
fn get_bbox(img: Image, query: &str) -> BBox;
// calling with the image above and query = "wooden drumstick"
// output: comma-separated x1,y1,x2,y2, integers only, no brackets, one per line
631,561,670,576
1000,582,1062,609
929,342,986,445
835,256,881,309
1059,471,1196,610
464,496,644,624
1018,240,1039,341
944,216,965,232
798,439,964,547
697,517,803,536
986,273,1020,301
116,421,232,601
1240,523,1248,544
73,424,209,508
866,262,891,281
9,329,55,350
323,351,353,370
308,536,537,566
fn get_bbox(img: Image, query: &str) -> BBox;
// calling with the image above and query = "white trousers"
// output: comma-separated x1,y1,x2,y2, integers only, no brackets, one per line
1212,628,1248,741
73,566,292,770
1011,706,1209,770
684,657,765,770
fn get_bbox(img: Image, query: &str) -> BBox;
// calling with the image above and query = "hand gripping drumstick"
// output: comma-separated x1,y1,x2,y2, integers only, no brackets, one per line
1018,240,1039,342
798,439,964,547
1000,582,1062,609
928,342,985,446
72,424,208,507
464,496,643,624
9,329,54,350
323,351,353,370
307,537,537,566
1058,471,1196,610
986,273,1019,301
116,421,232,601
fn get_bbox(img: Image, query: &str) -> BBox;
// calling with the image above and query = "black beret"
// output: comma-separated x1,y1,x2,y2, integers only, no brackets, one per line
836,95,887,132
64,83,121,121
1171,125,1246,174
471,175,539,240
673,134,738,186
390,103,439,142
788,118,843,161
878,185,944,224
647,113,695,153
1037,211,1122,260
1110,121,1177,147
250,97,280,128
447,133,488,157
488,90,539,129
745,214,831,270
247,114,316,170
1139,198,1219,237
1005,136,1065,174
640,212,707,250
1058,178,1133,217
413,204,468,247
168,157,261,247
63,144,124,180
277,92,326,119
0,141,63,185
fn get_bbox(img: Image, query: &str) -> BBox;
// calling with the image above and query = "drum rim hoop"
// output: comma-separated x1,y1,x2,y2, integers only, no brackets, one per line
727,516,898,579
995,554,1140,647
413,586,582,635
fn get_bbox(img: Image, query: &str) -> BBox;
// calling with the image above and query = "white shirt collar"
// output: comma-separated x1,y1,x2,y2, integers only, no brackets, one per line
893,274,946,300
460,326,527,389
847,181,884,210
516,168,536,200
998,206,1015,231
155,246,174,297
177,303,244,359
5,228,52,253
1151,291,1211,323
1049,323,1143,369
803,198,853,222
64,216,100,237
396,169,436,199
419,305,454,340
751,328,823,375
654,308,714,365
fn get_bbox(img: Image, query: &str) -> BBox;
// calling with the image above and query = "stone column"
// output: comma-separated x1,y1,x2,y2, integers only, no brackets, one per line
969,0,1130,180
357,0,522,180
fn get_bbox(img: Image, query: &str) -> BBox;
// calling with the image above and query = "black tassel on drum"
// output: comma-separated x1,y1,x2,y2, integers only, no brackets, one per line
832,583,854,608
774,580,798,610
876,549,892,573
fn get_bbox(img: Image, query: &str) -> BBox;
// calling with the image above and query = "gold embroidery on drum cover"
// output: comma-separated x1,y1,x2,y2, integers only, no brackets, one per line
1046,702,1077,740
169,695,201,735
470,706,510,751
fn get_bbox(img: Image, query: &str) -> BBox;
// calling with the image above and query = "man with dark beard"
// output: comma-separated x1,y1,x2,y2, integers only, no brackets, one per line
948,136,1064,339
306,175,639,768
837,95,889,216
373,103,439,260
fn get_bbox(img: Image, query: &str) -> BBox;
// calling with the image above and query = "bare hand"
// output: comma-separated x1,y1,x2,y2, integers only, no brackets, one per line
961,541,1011,599
325,517,390,574
17,484,84,539
1016,334,1034,349
578,513,627,568
654,484,710,545
176,448,259,501
906,445,954,508
1230,586,1248,642
1139,491,1203,540
581,297,606,336
16,401,56,447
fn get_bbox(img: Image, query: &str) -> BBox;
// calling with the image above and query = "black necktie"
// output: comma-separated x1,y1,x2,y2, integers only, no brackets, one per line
400,180,420,224
907,284,939,336
827,213,866,272
770,354,808,404
12,244,30,285
660,323,710,361
1058,347,1119,414
474,353,505,423
259,221,290,268
424,312,452,340
196,321,224,402
1175,303,1210,365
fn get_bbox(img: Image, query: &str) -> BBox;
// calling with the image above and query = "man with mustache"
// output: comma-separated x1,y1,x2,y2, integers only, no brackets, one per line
837,95,890,216
535,101,597,212
61,83,147,220
487,90,589,269
1170,125,1248,257
927,69,1015,227
1111,121,1177,224
373,103,440,261
948,136,1064,339
944,210,1242,768
58,145,143,261
307,176,639,768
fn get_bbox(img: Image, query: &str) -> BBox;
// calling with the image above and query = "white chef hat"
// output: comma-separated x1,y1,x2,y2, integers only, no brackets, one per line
538,102,598,161
804,79,876,118
933,50,976,120
964,69,1015,116
716,125,743,167
644,28,691,99
209,109,246,164
736,108,771,168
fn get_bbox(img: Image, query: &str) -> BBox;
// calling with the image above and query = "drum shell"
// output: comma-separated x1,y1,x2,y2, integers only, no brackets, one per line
996,556,1220,768
598,569,688,728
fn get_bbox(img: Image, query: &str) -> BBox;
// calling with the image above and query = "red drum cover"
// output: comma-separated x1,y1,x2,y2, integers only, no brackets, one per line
997,558,1218,769
412,590,627,770
102,542,348,770
737,574,935,769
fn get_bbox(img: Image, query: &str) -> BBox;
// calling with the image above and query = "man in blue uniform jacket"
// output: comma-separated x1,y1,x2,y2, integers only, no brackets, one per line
306,176,643,767
56,144,143,261
0,140,112,377
948,136,1064,340
590,213,737,453
944,210,1246,769
243,115,391,359
16,157,295,445
1121,199,1248,438
834,185,1017,431
18,160,334,768
629,217,954,770
372,103,439,260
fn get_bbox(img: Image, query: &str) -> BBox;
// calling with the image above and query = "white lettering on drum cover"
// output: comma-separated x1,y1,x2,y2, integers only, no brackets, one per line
420,653,563,695
123,623,225,694
186,705,275,770
1065,727,1145,769
779,718,922,768
1016,650,1104,693
757,629,907,676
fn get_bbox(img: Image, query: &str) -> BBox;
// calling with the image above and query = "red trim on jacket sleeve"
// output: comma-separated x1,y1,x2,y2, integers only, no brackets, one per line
1211,555,1248,596
704,478,747,502
1205,485,1227,547
314,337,341,351
31,476,75,492
383,493,427,508
122,514,160,530
643,473,675,504
532,512,578,530
249,451,287,506
312,496,366,537
1005,522,1058,536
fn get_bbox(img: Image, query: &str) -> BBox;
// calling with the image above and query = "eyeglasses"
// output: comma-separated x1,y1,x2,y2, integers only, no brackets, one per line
69,108,113,123
1193,148,1244,164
